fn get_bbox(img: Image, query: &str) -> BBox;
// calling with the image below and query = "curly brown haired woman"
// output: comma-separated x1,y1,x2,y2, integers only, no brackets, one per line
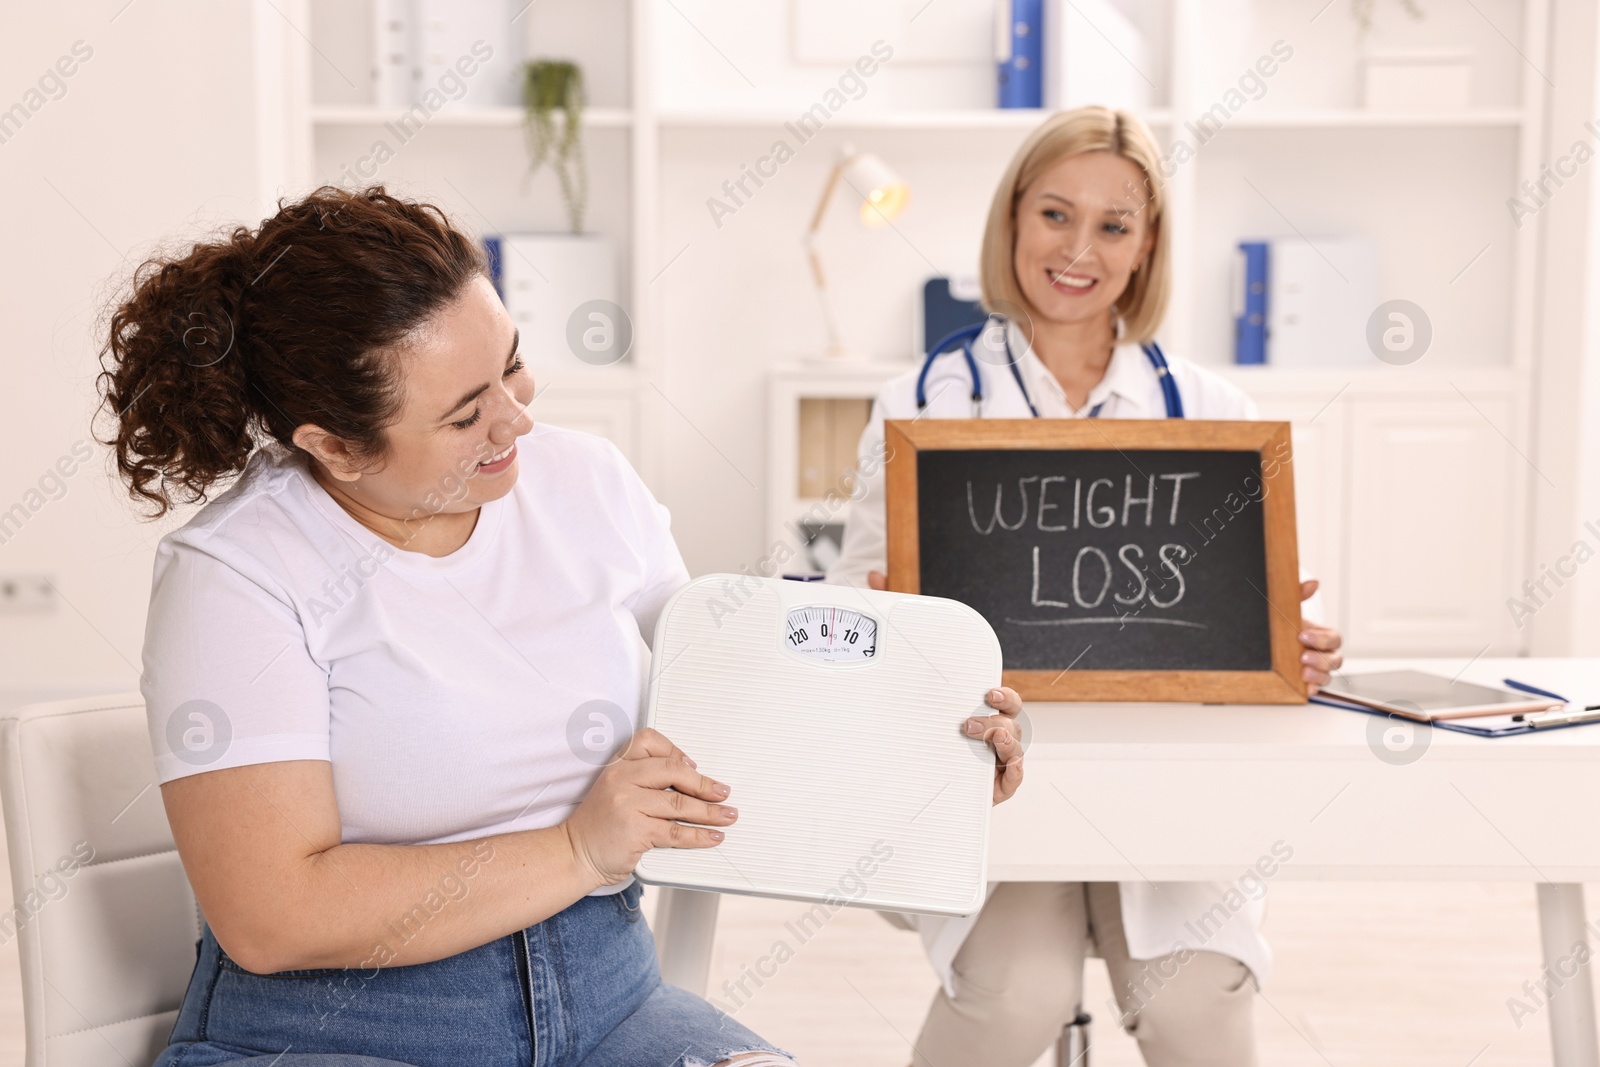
94,185,927,1066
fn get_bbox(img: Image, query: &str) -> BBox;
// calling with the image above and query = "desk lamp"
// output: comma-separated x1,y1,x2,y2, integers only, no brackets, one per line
805,145,910,359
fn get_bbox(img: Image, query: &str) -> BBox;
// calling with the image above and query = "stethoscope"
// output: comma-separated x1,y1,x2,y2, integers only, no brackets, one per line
915,318,1185,419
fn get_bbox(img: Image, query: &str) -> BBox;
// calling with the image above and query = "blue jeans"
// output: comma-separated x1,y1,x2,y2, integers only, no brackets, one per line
155,882,791,1066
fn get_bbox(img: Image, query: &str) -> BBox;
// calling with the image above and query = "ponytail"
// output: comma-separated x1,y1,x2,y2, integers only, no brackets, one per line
96,185,486,517
99,235,257,515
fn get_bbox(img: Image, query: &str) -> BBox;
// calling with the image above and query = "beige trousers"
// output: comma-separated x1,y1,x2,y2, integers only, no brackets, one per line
911,882,1257,1067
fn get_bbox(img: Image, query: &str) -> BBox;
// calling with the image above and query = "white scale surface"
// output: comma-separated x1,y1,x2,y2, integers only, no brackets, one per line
636,575,1001,915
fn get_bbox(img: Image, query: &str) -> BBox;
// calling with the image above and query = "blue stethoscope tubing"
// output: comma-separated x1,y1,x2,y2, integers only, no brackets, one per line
915,319,1185,419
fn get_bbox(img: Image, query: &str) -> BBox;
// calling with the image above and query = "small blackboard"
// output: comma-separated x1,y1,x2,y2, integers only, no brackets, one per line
885,420,1304,704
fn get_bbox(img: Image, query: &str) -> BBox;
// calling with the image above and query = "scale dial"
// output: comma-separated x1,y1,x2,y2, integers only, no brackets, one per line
783,605,878,663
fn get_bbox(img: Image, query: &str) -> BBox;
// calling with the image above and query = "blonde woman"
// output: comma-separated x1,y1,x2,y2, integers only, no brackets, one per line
827,107,1344,1066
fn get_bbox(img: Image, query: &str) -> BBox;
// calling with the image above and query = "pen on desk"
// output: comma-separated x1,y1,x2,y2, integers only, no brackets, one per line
1503,678,1571,703
1514,704,1600,721
1515,706,1600,727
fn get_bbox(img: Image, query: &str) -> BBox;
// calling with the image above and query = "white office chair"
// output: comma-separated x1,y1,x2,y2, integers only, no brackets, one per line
0,693,200,1067
1057,1009,1091,1065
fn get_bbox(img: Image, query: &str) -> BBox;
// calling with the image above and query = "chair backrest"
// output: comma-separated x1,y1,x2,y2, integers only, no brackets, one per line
0,694,200,1067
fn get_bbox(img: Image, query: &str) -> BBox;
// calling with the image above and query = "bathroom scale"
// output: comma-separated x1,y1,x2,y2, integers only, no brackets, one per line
635,574,1002,916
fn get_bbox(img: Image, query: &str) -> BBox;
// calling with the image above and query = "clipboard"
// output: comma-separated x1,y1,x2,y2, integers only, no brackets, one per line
1310,695,1600,738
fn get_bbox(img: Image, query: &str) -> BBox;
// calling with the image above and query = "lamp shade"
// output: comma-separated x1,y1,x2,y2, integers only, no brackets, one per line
805,144,911,357
842,151,911,227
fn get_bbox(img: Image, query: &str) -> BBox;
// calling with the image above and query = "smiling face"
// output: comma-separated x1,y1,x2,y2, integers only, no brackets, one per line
297,274,536,525
1011,150,1157,332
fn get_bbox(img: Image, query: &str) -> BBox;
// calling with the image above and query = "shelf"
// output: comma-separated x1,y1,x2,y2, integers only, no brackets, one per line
1217,108,1527,130
310,105,633,128
655,107,1525,133
658,109,1174,131
766,361,1528,404
312,105,1519,134
1214,362,1524,398
772,358,914,378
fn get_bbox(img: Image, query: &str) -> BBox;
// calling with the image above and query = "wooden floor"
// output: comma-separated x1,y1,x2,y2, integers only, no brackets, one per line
0,873,1590,1065
644,882,1591,1067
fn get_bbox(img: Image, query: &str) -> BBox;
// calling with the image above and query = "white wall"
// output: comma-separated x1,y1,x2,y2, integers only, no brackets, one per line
0,1,264,686
654,120,1031,575
647,0,1014,574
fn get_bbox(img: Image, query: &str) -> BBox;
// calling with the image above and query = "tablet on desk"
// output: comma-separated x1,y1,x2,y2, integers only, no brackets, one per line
1320,670,1562,721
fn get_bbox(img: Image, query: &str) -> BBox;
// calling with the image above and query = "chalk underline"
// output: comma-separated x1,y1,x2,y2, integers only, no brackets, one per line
1004,617,1209,629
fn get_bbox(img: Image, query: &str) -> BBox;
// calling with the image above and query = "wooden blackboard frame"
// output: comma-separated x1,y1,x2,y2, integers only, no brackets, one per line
885,419,1305,705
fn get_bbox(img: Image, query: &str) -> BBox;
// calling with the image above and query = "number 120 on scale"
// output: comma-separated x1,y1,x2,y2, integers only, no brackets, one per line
784,606,878,663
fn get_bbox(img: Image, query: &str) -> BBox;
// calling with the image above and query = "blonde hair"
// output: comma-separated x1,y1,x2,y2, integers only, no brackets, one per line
979,106,1170,344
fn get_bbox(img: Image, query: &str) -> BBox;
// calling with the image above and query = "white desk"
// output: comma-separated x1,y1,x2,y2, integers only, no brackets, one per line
652,657,1600,1067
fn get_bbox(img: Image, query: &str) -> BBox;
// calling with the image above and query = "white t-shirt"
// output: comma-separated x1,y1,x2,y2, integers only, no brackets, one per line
140,425,689,871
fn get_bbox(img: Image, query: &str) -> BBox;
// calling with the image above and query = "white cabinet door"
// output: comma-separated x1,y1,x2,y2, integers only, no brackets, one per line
1243,396,1348,636
1345,400,1516,655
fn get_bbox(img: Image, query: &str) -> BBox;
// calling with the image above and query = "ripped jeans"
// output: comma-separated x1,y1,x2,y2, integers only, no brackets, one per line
154,881,793,1067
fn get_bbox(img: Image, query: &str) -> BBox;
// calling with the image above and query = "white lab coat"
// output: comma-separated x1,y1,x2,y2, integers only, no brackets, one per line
827,321,1297,996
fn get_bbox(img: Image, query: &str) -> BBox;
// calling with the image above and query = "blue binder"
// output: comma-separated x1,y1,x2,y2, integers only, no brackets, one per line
922,278,987,357
997,0,1043,109
483,235,504,298
1234,241,1268,364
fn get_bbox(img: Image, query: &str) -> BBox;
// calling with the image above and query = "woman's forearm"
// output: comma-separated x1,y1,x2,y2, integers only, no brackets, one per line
225,822,602,974
164,762,610,976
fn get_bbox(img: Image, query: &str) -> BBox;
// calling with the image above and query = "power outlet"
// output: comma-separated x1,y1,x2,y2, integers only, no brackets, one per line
0,575,56,613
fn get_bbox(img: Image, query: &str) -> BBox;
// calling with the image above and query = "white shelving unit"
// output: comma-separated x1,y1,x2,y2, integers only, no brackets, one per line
278,0,660,477
266,0,1550,656
754,0,1549,656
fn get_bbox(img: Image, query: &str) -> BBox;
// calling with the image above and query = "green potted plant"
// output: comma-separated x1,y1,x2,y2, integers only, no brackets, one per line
1352,0,1425,33
521,60,587,234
